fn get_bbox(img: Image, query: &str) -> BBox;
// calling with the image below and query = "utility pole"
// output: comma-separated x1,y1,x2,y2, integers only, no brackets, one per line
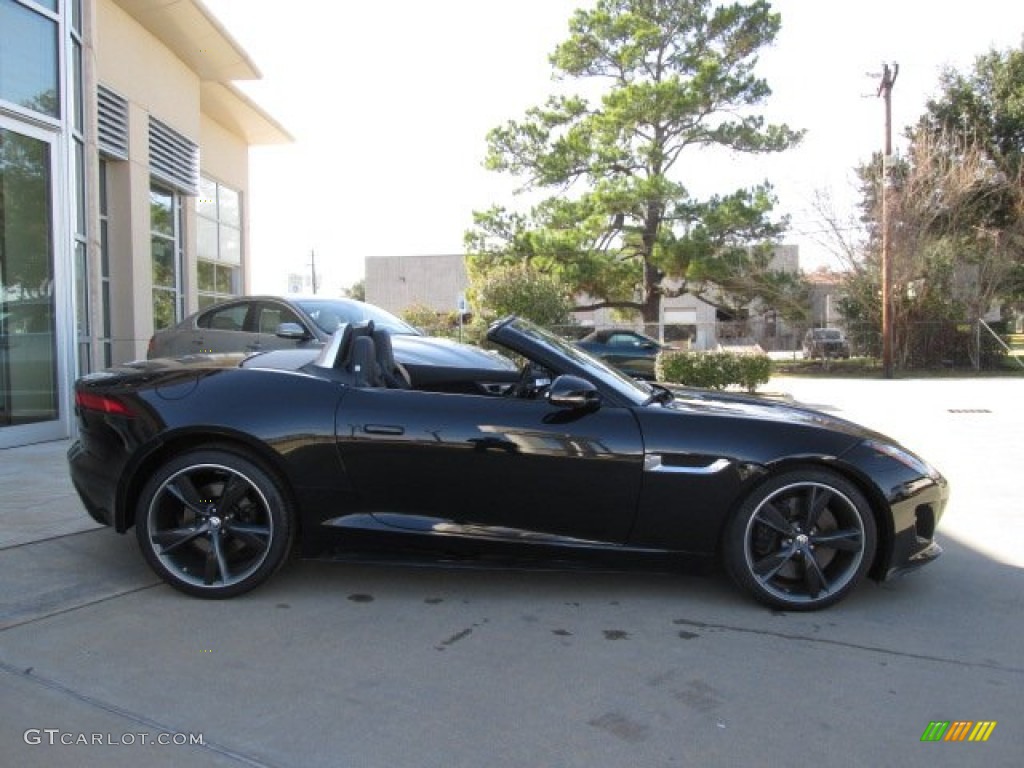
309,249,318,295
878,62,898,379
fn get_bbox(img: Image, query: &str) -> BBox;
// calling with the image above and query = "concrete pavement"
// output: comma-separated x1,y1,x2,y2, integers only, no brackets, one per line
0,376,1021,767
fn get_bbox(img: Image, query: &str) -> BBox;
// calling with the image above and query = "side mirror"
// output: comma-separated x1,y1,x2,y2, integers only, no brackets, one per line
276,322,309,340
546,375,601,411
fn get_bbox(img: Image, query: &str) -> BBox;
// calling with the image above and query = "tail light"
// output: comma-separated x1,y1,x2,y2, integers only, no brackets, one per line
75,391,134,416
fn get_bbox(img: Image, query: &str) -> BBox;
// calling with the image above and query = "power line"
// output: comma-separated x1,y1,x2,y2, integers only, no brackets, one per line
878,62,899,379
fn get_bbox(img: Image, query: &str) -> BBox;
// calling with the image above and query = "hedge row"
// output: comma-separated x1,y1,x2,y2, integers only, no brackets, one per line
656,351,772,393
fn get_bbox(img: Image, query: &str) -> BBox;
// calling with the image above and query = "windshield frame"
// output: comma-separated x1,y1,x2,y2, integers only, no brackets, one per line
488,316,655,407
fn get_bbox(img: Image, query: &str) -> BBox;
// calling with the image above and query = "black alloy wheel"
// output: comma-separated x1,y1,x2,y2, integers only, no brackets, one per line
135,448,294,598
724,469,876,611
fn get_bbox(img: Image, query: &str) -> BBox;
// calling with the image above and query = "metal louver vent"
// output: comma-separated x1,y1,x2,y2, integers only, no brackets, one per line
97,85,128,160
149,117,199,195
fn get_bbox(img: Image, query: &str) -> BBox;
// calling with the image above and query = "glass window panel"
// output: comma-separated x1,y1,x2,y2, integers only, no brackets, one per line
74,139,85,235
197,216,217,260
99,160,108,216
219,225,241,264
204,304,247,331
100,219,109,274
0,0,59,117
198,294,219,310
152,289,176,331
197,261,216,292
0,127,58,424
150,183,182,329
219,186,240,227
151,237,175,288
75,241,89,337
72,0,82,32
72,41,83,132
78,342,91,375
149,187,173,236
197,177,217,218
216,264,240,294
101,280,111,337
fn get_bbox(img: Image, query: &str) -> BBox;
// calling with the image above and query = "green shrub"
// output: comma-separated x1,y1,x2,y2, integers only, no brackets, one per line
657,351,772,393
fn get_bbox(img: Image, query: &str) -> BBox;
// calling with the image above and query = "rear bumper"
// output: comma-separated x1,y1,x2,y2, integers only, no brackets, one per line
67,440,117,528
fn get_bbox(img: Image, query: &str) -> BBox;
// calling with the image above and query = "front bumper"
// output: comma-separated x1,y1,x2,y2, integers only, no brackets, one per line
880,475,949,579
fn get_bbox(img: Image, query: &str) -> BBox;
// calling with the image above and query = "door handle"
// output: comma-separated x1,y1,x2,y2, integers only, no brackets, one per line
363,424,404,436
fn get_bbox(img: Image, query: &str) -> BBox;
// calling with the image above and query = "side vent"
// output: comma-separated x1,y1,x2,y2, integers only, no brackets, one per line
149,117,199,195
97,85,128,160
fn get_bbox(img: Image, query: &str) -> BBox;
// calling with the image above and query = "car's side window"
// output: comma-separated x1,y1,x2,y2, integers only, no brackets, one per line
608,333,638,347
258,305,302,334
199,304,248,332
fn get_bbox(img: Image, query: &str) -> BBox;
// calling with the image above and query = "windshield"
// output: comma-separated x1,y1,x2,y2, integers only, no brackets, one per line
295,299,421,336
814,329,842,340
494,317,655,406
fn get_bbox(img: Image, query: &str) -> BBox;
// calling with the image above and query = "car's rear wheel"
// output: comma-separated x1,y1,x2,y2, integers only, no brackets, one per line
135,448,294,598
723,469,876,611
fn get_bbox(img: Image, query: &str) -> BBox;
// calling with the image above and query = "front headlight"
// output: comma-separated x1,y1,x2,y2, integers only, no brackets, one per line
863,439,941,481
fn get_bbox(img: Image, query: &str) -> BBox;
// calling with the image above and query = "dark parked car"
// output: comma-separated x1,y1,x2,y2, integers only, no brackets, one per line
803,328,851,359
147,295,419,359
69,316,947,610
575,328,674,379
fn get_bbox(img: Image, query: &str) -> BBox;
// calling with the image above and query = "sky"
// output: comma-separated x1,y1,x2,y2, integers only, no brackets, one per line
202,0,1024,297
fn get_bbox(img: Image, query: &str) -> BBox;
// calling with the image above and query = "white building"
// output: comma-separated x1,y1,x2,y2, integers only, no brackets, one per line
0,0,289,448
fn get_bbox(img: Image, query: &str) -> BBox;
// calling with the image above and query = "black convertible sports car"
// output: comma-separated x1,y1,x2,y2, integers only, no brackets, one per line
68,317,947,610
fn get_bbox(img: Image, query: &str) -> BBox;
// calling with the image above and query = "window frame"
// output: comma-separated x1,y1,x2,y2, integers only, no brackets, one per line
196,175,243,307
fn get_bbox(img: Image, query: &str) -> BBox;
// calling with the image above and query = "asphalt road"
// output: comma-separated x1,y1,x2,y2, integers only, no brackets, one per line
1,377,1021,767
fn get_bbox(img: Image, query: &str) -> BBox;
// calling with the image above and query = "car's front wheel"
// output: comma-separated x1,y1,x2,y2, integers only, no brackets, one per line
723,469,876,611
135,448,294,598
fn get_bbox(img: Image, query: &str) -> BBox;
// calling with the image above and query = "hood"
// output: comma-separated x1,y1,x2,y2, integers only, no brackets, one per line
662,386,890,442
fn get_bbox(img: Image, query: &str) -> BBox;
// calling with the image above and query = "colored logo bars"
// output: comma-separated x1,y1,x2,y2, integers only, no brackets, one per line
921,721,997,742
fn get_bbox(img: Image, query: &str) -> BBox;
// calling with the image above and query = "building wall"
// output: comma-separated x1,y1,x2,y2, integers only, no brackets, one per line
91,1,263,361
0,0,284,448
366,254,469,315
96,1,196,360
199,114,250,297
365,246,803,349
96,2,200,137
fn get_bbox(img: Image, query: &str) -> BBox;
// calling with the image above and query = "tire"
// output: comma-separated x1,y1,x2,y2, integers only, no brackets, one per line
135,448,294,598
723,469,876,611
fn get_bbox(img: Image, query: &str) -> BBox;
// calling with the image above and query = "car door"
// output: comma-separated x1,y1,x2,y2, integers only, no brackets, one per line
335,387,645,544
194,301,258,354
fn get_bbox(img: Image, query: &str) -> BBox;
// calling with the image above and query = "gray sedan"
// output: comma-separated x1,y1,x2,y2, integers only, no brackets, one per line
147,296,419,359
